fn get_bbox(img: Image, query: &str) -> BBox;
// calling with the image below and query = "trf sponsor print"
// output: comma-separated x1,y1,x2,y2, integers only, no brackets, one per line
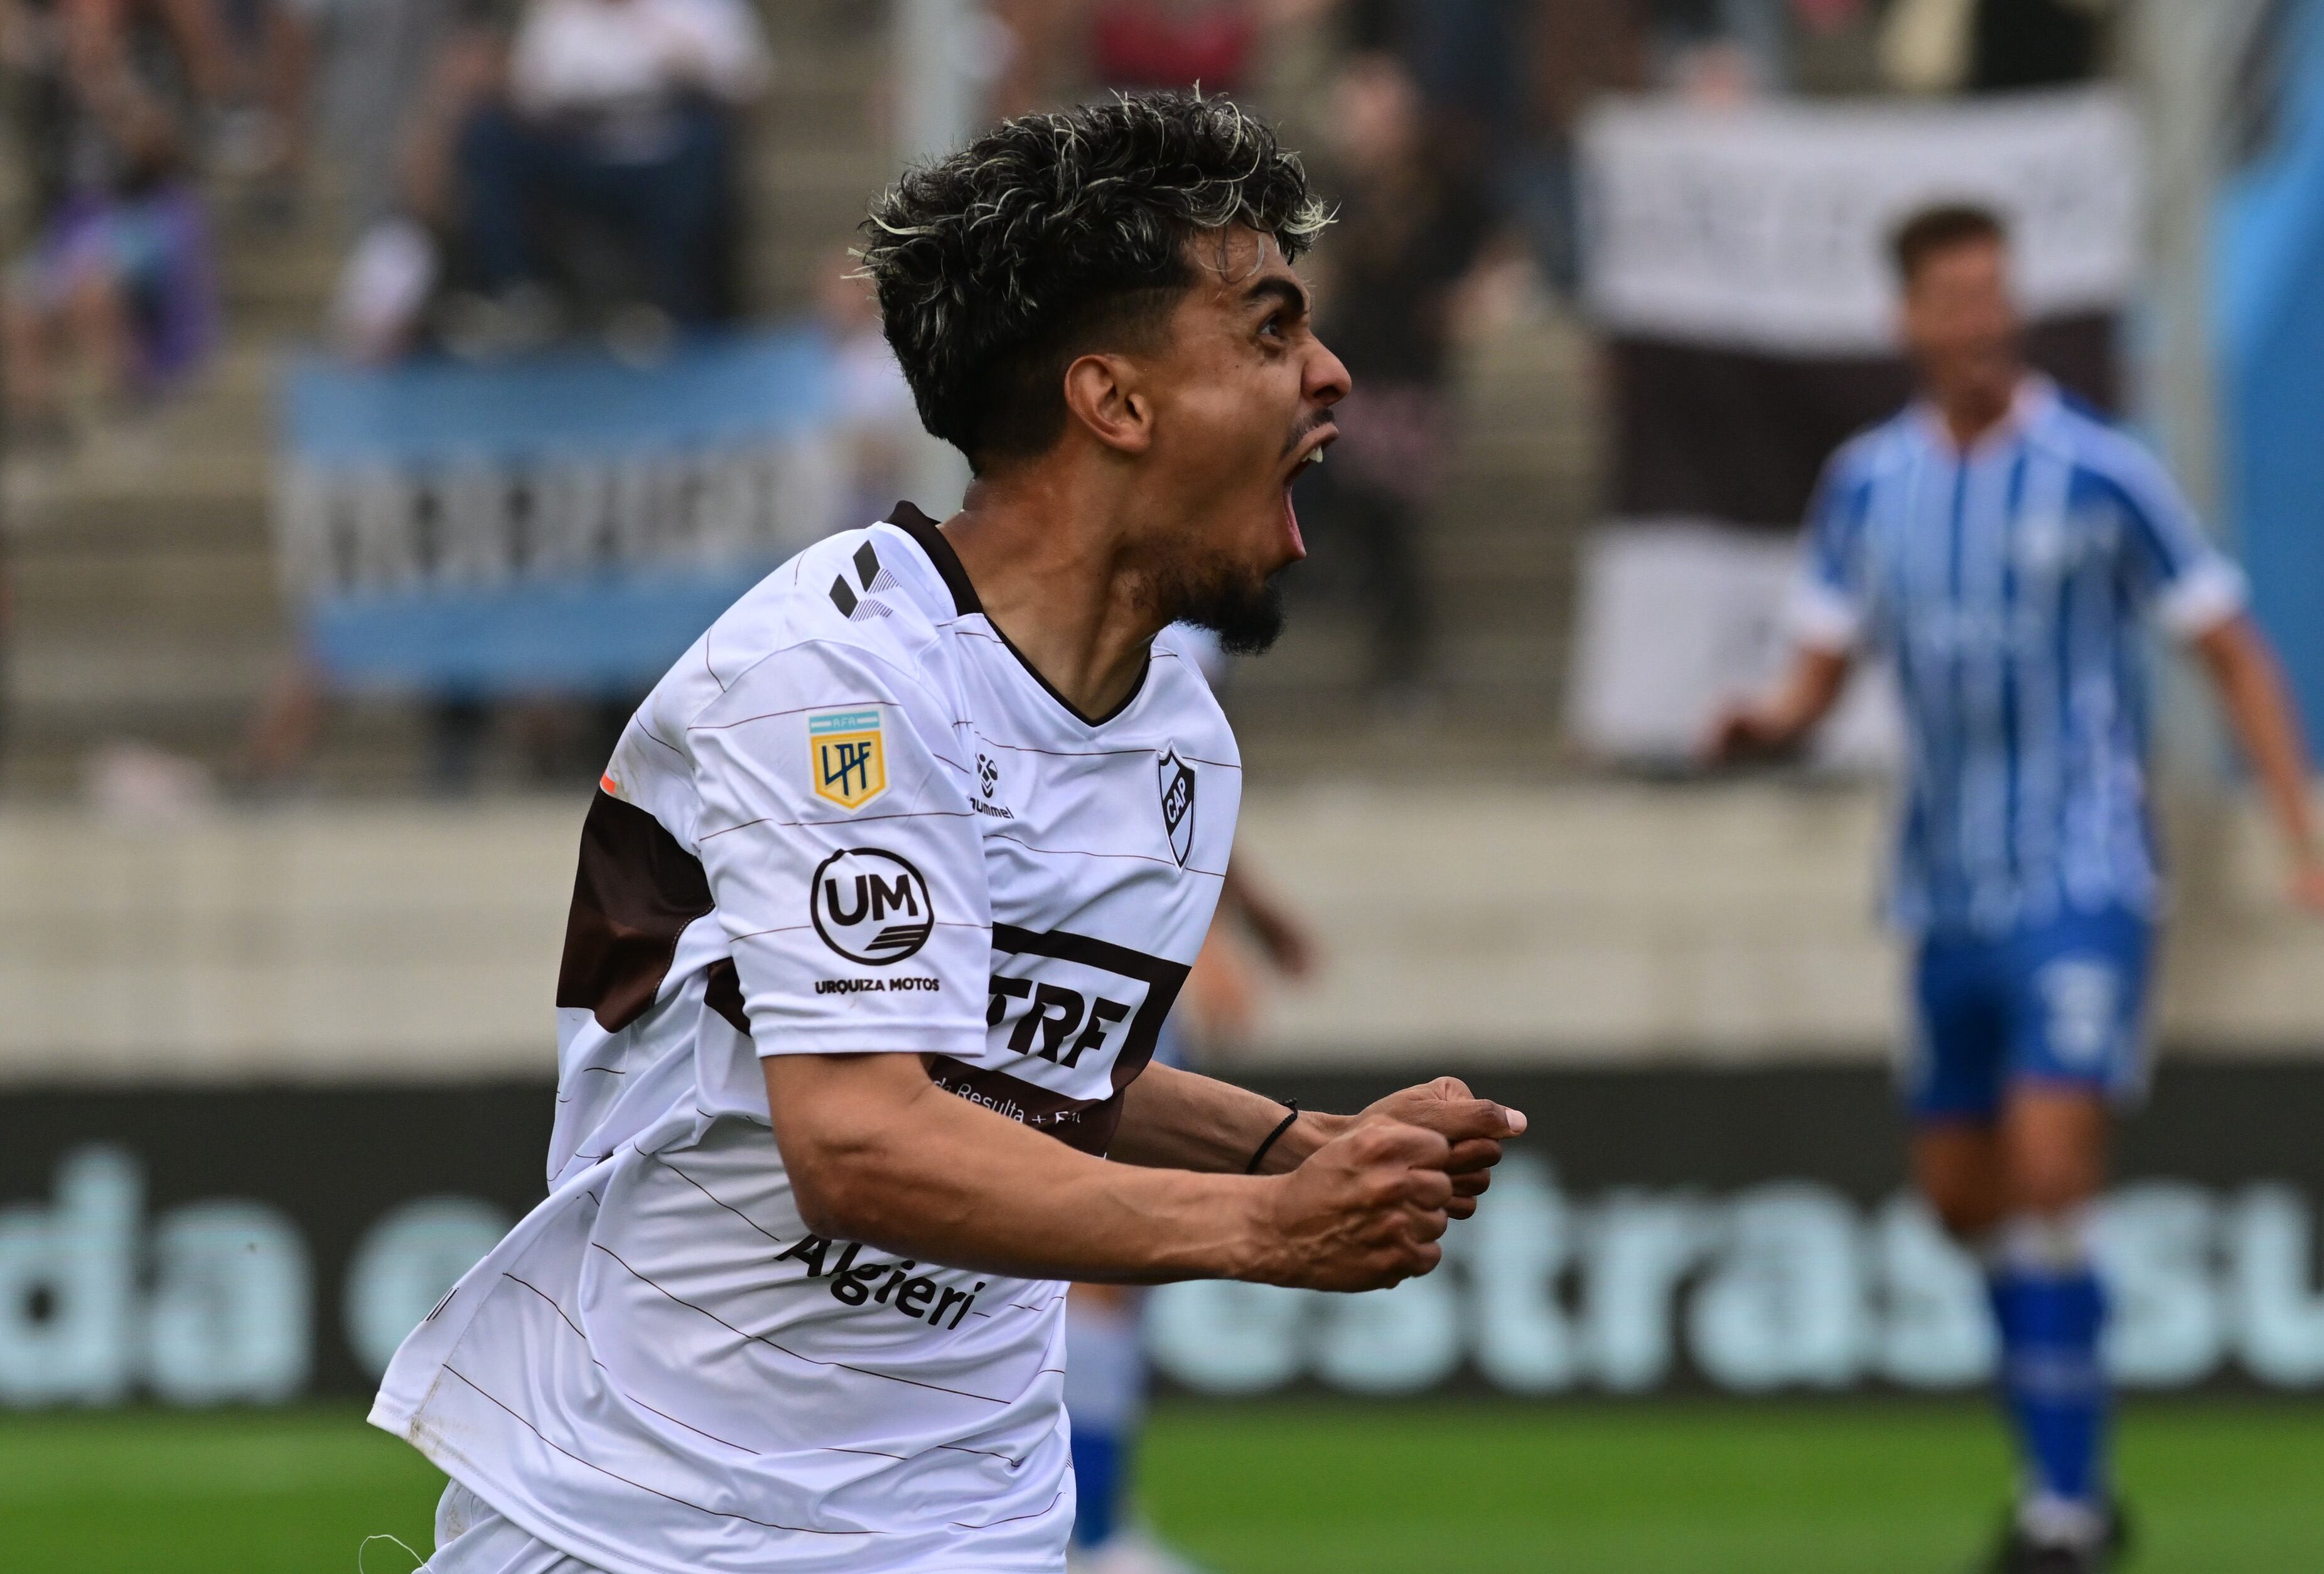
985,977,1131,1068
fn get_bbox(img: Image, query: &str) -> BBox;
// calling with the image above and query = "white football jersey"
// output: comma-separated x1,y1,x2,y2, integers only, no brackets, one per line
371,506,1240,1574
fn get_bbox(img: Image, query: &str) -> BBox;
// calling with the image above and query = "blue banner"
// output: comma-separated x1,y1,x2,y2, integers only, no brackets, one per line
276,328,843,696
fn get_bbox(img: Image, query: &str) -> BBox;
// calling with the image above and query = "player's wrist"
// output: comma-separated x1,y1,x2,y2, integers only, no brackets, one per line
1262,1109,1345,1172
1215,1172,1296,1283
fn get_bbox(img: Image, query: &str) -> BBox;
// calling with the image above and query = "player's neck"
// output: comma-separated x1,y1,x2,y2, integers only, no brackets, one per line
1932,372,2022,452
939,468,1165,724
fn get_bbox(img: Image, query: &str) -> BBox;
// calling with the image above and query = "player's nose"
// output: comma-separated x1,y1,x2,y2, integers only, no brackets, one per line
1305,336,1352,409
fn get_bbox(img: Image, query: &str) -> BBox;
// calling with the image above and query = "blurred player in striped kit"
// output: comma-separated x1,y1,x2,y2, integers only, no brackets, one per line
1710,205,2324,1573
1066,626,1318,1574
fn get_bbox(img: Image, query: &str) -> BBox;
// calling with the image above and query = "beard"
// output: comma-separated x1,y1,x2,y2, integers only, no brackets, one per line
1137,542,1287,656
1188,572,1285,655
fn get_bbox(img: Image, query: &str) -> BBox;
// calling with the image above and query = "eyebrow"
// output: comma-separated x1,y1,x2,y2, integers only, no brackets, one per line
1242,276,1310,319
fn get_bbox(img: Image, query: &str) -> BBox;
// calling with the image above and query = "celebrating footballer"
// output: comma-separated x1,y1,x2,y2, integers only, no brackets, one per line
369,92,1524,1574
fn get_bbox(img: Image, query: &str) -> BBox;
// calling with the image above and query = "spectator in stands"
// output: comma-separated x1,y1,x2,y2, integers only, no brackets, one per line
989,0,1337,118
1967,0,2103,92
1509,0,1649,293
1092,0,1260,93
323,0,506,361
208,0,316,220
1299,51,1493,707
450,0,768,344
1651,0,1786,99
1880,0,2106,95
1,0,218,446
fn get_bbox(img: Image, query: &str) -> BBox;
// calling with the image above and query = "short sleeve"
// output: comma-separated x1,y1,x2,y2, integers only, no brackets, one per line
1785,450,1873,653
688,640,989,1059
2101,437,2248,640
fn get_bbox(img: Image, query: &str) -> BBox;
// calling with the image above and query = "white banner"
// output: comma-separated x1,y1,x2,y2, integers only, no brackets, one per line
1581,87,2144,354
1566,520,1899,771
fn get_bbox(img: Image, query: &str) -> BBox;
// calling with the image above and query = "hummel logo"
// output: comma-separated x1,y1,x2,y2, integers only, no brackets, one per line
970,751,1014,819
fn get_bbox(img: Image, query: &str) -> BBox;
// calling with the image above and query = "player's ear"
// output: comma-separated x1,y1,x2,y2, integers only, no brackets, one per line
1061,352,1153,458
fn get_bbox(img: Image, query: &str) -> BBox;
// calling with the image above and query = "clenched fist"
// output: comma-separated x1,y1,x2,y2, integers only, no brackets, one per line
1350,1077,1525,1219
1249,1121,1457,1292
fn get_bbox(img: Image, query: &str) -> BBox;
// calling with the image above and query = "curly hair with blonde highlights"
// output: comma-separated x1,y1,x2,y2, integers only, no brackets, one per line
858,90,1328,473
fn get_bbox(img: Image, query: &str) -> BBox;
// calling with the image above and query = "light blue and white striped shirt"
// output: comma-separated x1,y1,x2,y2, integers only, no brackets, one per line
1792,377,2247,938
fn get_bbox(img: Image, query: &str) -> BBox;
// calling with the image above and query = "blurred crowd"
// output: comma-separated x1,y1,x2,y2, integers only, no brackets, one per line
984,0,2112,703
0,0,2118,427
1,0,2122,791
1,0,779,435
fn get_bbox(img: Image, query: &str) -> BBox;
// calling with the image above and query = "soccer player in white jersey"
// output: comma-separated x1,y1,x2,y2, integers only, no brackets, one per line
372,91,1525,1574
1709,205,2324,1573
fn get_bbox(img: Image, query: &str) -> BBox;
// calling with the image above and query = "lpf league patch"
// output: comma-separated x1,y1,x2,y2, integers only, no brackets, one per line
809,707,888,811
1156,748,1195,867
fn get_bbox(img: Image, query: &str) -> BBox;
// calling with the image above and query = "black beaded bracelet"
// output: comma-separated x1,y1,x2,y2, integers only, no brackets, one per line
1244,1100,1302,1174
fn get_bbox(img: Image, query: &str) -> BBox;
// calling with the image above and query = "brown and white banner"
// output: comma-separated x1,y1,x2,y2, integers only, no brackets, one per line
1568,88,2144,766
1581,87,2143,356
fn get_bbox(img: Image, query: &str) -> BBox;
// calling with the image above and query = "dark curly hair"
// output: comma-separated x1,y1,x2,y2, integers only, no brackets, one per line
858,91,1329,473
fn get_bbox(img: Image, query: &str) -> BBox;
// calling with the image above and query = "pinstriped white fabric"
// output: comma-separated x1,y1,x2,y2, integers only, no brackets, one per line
372,508,1239,1574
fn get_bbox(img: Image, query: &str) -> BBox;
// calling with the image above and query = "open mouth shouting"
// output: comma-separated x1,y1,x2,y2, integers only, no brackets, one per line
1279,418,1337,557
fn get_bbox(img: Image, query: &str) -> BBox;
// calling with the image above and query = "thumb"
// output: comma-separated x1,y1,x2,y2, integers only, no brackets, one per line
1357,1121,1453,1170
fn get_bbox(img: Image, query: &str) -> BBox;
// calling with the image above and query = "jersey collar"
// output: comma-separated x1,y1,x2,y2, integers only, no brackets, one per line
881,501,1153,731
1911,372,2059,460
885,501,981,615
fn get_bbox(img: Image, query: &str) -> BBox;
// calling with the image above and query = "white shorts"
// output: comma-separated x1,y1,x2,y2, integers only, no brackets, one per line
423,1484,608,1574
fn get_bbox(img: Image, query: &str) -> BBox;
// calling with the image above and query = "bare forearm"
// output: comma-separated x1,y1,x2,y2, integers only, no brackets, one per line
1109,1063,1345,1174
766,1055,1276,1285
2201,618,2322,869
765,1054,1505,1296
1707,646,1852,762
1760,647,1851,742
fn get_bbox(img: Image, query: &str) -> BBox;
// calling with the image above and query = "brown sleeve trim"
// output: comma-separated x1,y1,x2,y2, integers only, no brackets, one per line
556,790,717,1034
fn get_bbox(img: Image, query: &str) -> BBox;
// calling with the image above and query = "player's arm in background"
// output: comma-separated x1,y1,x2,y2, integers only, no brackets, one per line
2111,446,2324,913
689,640,1518,1290
2191,618,2324,909
1704,455,1866,762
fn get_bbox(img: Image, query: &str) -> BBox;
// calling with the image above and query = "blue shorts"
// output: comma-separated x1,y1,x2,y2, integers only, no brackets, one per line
1904,906,2155,1122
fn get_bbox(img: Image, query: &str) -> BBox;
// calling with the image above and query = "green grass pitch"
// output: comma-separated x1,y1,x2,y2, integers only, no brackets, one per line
1,1400,2317,1573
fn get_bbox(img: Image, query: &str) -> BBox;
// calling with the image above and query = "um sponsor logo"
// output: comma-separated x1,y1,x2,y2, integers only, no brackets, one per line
810,847,933,965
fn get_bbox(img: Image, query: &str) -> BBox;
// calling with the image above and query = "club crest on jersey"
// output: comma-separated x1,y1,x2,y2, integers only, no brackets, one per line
808,707,887,811
1156,748,1196,867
